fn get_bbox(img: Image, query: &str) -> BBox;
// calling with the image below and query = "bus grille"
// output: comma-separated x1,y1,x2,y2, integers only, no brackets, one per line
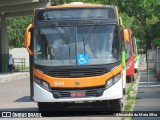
51,87,105,99
47,67,110,78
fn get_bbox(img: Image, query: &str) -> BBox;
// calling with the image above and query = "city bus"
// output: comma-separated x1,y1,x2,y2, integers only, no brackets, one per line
24,2,129,112
126,29,135,82
133,37,139,73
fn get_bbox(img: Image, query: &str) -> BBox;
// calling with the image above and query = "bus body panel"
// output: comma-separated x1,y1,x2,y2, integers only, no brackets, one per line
33,65,122,88
33,79,123,102
134,56,139,69
126,29,134,77
48,4,103,9
122,50,126,90
133,38,139,70
24,2,126,111
122,70,126,89
126,58,134,76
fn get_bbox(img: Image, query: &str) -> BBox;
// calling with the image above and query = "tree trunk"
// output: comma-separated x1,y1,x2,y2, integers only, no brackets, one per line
145,31,152,50
145,31,152,62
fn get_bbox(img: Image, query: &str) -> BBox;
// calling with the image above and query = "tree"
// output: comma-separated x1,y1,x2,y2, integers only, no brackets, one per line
106,0,160,49
7,16,32,48
151,22,160,47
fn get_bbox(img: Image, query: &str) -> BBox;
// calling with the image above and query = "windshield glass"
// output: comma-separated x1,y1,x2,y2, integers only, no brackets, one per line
125,41,131,60
133,37,137,57
34,25,120,66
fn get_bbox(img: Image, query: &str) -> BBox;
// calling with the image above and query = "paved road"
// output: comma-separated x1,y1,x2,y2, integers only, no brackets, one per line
0,77,121,120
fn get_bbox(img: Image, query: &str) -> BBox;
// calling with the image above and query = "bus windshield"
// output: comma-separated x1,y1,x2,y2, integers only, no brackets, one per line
133,37,137,57
125,41,131,60
34,24,120,66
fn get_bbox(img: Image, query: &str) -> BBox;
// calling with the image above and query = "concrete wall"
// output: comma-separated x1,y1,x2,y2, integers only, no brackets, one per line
156,48,160,74
147,48,160,74
9,48,29,67
147,50,155,69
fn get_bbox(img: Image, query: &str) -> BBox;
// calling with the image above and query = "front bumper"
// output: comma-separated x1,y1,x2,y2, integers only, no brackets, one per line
33,79,123,103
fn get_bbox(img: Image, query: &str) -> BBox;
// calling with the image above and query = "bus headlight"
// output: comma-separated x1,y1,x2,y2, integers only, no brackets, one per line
127,61,132,69
105,78,114,88
105,73,121,89
34,77,50,91
114,74,121,83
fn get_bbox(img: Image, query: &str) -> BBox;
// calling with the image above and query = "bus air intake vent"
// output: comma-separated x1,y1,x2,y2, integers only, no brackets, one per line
47,67,110,78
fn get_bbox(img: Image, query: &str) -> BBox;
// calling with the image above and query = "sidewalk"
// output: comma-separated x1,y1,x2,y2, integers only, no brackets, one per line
133,65,160,120
0,72,29,83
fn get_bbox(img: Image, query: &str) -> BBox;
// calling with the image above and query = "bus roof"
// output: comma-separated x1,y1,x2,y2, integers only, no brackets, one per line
33,2,119,24
47,2,113,9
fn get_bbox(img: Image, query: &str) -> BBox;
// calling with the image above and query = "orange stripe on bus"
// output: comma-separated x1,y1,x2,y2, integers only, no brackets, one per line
47,4,103,9
33,64,122,88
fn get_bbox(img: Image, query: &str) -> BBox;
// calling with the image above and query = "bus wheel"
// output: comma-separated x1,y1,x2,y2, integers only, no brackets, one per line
135,69,138,73
127,76,132,83
132,76,135,82
38,102,51,111
111,99,122,113
38,102,65,111
123,88,126,95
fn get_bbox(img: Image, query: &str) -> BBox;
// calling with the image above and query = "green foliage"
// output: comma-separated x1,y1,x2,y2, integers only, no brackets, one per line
151,21,160,47
7,16,32,48
120,13,134,28
114,0,160,49
152,38,160,47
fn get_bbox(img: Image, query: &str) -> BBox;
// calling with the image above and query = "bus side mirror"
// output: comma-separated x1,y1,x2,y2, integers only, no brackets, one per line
123,29,129,42
24,24,33,55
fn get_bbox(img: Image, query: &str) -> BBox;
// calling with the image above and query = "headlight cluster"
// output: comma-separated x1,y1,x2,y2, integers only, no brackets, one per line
105,73,121,89
34,77,50,91
126,61,132,69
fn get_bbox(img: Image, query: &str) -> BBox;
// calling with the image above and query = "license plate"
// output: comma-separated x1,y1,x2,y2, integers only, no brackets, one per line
70,92,86,97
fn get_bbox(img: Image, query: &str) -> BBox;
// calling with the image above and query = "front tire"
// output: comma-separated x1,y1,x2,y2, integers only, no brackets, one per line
111,99,122,113
132,76,135,82
38,102,66,112
38,102,51,111
123,88,126,95
127,76,132,83
135,69,138,73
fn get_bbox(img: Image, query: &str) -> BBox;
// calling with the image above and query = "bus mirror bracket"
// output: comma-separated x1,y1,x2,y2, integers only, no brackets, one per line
24,24,33,55
123,28,129,42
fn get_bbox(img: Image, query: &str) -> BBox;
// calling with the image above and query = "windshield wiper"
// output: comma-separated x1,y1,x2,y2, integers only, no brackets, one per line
53,24,69,44
81,21,100,58
84,21,100,45
82,34,86,55
53,24,71,57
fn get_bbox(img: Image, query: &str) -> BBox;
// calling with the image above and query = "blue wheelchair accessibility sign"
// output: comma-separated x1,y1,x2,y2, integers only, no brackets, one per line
77,54,88,65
